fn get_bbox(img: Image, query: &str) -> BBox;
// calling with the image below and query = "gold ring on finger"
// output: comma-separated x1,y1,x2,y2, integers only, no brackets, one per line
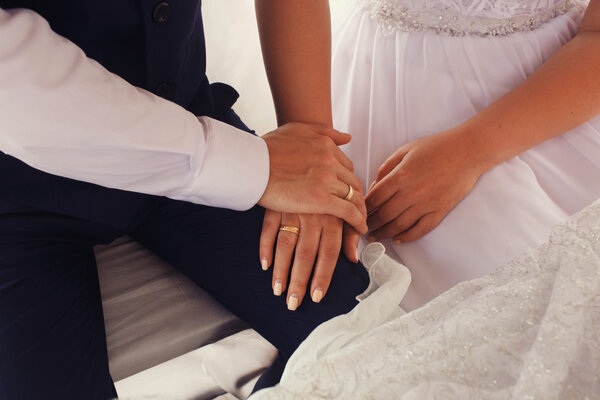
344,184,354,201
279,225,300,235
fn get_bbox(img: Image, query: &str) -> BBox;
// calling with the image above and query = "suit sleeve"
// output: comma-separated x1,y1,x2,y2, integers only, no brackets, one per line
0,8,269,210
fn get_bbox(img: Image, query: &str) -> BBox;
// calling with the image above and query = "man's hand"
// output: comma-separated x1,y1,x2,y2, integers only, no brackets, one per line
258,122,367,234
259,210,361,310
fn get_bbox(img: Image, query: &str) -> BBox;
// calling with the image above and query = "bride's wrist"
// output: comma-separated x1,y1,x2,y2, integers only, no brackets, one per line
447,124,503,176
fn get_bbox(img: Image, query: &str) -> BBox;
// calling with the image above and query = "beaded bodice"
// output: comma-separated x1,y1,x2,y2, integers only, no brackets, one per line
360,0,588,36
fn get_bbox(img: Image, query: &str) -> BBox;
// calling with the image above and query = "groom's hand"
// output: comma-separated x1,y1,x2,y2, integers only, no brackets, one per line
258,122,367,234
259,210,361,310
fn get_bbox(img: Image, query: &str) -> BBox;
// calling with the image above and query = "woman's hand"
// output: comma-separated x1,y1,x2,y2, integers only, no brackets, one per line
365,130,485,243
259,210,361,311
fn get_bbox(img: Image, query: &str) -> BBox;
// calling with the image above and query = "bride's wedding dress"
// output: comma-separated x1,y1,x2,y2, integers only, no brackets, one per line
247,2,600,397
250,198,600,399
331,0,600,310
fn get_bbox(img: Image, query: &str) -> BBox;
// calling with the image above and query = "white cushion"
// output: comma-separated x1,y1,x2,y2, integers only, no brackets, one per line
96,236,246,381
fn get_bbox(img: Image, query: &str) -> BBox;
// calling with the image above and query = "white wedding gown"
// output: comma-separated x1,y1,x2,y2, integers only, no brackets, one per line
249,199,600,399
330,0,600,310
248,2,600,398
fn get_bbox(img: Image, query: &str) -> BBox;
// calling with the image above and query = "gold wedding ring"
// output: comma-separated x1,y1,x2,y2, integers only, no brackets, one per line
344,184,354,201
279,225,300,235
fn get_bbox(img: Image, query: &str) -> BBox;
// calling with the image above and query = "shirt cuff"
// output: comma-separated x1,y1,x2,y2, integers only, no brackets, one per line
175,116,270,211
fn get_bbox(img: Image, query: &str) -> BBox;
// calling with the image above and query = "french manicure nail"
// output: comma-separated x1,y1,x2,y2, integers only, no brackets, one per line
312,288,323,303
261,257,269,271
353,249,359,263
273,280,283,296
287,294,299,311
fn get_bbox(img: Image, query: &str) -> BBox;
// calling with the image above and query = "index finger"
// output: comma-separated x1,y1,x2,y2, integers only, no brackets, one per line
365,173,401,214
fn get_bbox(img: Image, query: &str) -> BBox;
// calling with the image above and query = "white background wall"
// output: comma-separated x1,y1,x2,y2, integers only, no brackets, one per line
203,0,277,135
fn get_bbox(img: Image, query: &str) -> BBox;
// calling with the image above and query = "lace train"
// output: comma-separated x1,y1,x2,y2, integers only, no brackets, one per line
250,199,600,399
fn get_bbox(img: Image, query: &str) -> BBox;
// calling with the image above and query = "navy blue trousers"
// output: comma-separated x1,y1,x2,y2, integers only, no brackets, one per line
0,121,369,399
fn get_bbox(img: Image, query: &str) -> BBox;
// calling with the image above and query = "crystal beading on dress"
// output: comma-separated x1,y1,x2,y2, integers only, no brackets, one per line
360,0,588,36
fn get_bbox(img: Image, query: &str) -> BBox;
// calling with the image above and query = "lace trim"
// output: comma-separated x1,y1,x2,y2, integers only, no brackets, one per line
360,0,587,36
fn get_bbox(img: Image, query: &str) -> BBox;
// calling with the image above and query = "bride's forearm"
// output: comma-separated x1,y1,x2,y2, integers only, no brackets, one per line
255,0,333,127
455,22,600,174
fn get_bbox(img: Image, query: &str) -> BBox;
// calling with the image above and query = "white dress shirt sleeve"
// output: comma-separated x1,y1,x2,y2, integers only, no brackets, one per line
0,8,270,211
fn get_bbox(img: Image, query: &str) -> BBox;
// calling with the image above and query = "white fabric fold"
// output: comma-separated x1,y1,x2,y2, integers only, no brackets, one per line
250,199,600,400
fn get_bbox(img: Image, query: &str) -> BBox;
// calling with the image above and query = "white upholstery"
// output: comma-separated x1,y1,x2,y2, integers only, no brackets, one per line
96,237,247,381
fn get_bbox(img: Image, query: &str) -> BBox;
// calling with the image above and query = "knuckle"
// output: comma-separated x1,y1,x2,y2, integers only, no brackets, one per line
393,218,407,230
277,234,296,248
309,189,327,206
322,152,337,166
306,214,321,225
288,279,309,295
319,245,341,260
295,247,315,263
316,170,334,186
262,219,278,231
312,272,333,287
316,135,334,147
378,207,393,222
325,215,342,227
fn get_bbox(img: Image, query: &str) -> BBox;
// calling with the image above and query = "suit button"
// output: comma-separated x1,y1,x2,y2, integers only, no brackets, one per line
155,82,172,99
153,2,171,24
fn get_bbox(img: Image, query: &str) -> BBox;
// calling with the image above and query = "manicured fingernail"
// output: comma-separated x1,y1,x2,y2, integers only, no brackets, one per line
273,280,283,296
261,257,269,271
311,288,323,303
287,294,299,311
366,235,376,242
353,248,359,263
392,239,402,244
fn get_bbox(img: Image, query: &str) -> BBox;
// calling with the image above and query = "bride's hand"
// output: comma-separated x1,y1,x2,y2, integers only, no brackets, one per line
259,210,361,310
365,130,485,243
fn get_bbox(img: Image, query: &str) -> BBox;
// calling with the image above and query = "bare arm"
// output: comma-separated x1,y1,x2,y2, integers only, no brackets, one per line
458,0,600,173
367,1,600,243
255,0,333,127
255,0,364,310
